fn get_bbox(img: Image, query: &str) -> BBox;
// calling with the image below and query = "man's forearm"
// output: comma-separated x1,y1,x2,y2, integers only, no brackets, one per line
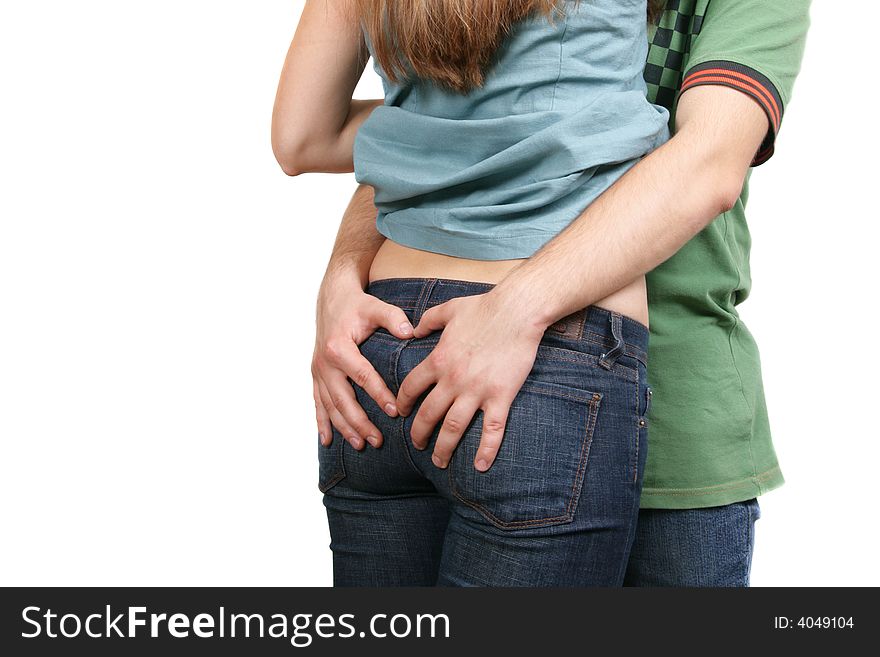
324,184,384,288
494,86,769,328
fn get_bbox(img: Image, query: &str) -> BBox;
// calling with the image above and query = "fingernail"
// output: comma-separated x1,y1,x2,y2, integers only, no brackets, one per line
432,454,445,469
476,458,489,472
366,435,380,447
384,402,397,416
319,432,327,446
350,436,364,450
399,321,413,336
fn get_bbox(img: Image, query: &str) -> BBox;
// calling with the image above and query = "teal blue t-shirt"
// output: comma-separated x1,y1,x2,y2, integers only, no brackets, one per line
354,0,670,260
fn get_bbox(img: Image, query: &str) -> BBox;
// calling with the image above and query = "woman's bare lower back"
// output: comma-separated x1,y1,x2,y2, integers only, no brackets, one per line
369,239,649,327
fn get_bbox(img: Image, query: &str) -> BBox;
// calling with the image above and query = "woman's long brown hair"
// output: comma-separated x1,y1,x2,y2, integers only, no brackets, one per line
355,0,668,93
648,0,666,23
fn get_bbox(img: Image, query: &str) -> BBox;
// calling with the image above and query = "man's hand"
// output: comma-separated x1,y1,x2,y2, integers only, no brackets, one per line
396,289,547,471
312,270,414,450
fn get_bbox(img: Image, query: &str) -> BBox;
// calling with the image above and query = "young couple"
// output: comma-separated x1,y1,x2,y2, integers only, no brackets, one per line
272,0,810,586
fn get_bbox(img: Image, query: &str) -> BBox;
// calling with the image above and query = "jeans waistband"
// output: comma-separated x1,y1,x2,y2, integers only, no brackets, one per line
365,277,649,366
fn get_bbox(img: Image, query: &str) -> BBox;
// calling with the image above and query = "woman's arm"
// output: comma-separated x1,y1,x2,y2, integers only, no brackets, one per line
271,0,380,176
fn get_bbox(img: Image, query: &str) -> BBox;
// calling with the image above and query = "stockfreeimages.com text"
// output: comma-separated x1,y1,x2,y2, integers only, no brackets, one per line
21,606,450,647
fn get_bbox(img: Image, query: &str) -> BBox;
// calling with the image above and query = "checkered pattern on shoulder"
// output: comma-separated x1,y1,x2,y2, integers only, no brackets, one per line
644,0,708,110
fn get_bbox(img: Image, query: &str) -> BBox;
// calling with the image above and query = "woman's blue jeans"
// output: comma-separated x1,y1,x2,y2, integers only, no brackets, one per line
318,278,651,586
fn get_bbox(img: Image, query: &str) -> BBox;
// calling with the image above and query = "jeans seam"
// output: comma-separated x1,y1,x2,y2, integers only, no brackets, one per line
400,425,425,478
413,278,437,323
616,379,645,584
633,376,640,484
363,332,405,344
390,339,424,479
615,447,642,585
745,503,751,586
318,439,347,493
743,500,756,587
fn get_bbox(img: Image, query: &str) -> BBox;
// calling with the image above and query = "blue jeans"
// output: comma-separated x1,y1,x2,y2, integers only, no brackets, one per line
318,277,651,586
624,499,761,587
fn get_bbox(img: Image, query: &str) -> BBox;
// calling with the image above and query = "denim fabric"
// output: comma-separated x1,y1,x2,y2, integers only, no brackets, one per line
318,277,650,587
623,499,761,587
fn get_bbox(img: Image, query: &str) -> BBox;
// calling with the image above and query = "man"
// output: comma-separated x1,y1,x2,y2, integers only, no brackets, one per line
310,0,810,586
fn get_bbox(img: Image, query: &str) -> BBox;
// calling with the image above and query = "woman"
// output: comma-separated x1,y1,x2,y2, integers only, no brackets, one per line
273,0,668,586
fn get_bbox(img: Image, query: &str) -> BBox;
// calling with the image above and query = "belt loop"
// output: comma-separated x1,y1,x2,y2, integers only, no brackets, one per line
599,313,624,370
413,278,438,325
575,307,587,341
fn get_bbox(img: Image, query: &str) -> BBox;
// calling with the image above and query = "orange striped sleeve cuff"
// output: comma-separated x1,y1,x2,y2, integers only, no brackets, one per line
681,61,784,167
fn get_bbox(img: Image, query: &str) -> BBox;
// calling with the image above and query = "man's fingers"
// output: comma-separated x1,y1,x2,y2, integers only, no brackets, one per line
339,345,399,418
409,385,455,451
367,297,413,340
396,356,439,418
474,401,512,472
313,379,333,446
326,369,385,448
412,299,455,338
317,379,366,450
431,396,480,469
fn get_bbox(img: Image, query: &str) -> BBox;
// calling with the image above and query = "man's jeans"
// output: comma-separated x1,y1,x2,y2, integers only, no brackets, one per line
624,499,761,587
319,277,651,586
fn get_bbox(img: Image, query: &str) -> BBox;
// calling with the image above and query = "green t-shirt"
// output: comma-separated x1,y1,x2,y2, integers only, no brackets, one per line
641,0,810,508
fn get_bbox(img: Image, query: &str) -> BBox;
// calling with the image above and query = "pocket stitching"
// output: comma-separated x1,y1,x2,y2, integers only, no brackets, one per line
448,392,602,530
318,439,347,493
363,331,404,344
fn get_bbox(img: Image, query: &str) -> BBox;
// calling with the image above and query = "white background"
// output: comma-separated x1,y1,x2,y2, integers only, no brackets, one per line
1,1,877,587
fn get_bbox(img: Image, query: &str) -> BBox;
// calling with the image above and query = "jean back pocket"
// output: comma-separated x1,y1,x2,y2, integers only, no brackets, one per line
449,380,602,530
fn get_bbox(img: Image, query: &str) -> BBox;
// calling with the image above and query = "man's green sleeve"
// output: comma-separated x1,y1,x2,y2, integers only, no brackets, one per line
681,0,811,164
